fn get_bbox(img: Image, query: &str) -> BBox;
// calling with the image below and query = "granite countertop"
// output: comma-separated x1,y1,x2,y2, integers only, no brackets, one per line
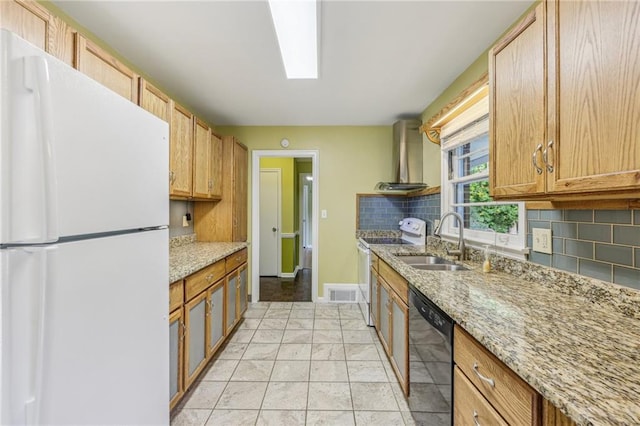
169,241,248,283
370,243,640,426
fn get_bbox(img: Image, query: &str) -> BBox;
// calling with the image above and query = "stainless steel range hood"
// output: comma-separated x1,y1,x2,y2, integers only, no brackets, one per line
375,119,427,193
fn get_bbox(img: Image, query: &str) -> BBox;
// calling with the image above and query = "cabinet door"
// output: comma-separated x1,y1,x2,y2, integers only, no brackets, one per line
547,0,640,194
232,142,248,241
170,103,193,198
489,2,546,198
193,119,211,199
370,268,378,328
139,79,171,123
210,134,223,199
47,15,76,67
238,264,248,315
76,35,139,103
225,272,238,334
378,278,391,354
184,292,207,388
0,0,50,51
391,293,409,396
169,308,184,409
206,280,225,358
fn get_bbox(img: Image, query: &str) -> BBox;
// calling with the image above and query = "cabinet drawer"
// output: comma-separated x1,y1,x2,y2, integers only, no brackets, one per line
185,260,226,301
454,326,540,425
454,366,507,426
169,281,184,312
379,260,408,304
226,248,247,273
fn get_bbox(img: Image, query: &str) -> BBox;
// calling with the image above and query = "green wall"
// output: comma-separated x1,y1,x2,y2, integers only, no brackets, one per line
218,126,393,298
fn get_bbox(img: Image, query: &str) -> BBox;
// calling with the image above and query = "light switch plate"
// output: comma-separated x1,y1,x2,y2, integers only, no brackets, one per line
321,209,327,219
532,228,552,254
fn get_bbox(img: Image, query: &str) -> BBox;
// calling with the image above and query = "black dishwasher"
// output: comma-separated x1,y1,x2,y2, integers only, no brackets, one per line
408,287,454,426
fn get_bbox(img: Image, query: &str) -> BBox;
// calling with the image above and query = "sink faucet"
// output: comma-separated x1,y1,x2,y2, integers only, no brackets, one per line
433,211,466,260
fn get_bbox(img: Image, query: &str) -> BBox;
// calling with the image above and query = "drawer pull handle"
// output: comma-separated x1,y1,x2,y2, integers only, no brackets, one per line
206,274,214,282
473,362,495,387
473,410,480,426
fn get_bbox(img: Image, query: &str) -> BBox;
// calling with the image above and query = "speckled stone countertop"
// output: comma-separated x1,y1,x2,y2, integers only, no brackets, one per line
370,242,640,426
169,240,247,283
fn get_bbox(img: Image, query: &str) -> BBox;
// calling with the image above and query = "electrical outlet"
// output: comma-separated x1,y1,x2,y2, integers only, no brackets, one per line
532,228,552,254
182,215,189,227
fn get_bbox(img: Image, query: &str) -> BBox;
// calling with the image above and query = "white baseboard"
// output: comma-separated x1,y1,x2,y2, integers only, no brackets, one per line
315,296,325,303
280,265,300,279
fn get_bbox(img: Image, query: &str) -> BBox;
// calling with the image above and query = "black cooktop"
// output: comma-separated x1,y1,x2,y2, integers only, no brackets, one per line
362,237,410,245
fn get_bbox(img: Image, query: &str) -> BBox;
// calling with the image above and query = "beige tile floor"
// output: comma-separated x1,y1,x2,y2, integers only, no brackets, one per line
171,302,417,426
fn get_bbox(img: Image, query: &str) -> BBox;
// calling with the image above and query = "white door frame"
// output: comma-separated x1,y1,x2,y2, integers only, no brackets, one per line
252,150,319,303
259,168,281,277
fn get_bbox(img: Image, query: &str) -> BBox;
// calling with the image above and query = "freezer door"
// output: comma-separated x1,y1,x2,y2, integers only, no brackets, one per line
0,30,168,245
0,229,169,425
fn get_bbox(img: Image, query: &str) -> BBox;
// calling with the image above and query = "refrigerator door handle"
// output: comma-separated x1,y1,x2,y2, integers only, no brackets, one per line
23,56,59,243
24,246,53,425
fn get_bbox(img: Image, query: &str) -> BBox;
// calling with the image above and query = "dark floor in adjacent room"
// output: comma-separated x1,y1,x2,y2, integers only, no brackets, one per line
259,268,312,302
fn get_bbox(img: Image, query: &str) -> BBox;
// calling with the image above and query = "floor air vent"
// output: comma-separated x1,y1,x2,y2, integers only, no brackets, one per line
325,284,358,303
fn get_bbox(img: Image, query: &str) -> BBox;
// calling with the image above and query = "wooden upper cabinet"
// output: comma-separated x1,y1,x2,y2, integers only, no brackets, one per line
139,78,172,123
232,140,248,241
76,35,139,103
547,0,640,195
210,134,223,199
192,122,223,200
170,102,194,198
193,118,212,199
489,2,546,198
0,0,50,50
490,0,640,200
47,15,76,66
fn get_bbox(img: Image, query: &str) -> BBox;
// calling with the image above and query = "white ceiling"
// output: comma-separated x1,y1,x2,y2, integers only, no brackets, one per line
53,0,532,126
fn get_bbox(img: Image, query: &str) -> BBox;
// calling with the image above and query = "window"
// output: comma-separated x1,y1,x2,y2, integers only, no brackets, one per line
440,97,526,255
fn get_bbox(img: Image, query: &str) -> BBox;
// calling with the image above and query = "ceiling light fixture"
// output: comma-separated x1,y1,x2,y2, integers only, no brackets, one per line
268,0,318,79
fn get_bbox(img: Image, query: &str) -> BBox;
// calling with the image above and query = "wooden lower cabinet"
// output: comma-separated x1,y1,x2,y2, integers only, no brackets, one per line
169,307,184,410
171,249,249,410
184,291,208,389
454,325,574,426
369,269,378,328
225,272,238,335
454,366,508,426
238,263,248,316
206,280,225,357
373,260,409,395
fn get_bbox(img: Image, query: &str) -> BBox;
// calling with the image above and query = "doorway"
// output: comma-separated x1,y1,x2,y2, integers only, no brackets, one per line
251,150,319,303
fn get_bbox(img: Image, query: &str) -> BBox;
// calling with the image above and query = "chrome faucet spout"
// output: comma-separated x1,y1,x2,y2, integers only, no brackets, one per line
433,211,466,260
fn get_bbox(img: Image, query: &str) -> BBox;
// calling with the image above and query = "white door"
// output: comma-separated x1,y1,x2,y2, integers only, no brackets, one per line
259,169,280,276
0,229,169,425
0,30,169,245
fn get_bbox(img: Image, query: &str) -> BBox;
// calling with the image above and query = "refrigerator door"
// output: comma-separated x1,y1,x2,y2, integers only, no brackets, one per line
0,30,169,245
0,229,169,425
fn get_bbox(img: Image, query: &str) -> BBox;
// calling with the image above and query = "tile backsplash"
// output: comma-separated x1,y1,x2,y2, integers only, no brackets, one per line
358,194,441,234
527,209,640,289
357,195,639,291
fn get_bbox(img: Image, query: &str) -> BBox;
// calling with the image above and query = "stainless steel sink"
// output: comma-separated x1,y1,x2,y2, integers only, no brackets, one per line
411,263,468,271
395,255,468,271
395,255,455,265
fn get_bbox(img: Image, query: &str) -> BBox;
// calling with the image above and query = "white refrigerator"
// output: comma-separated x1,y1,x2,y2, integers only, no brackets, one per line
0,30,170,425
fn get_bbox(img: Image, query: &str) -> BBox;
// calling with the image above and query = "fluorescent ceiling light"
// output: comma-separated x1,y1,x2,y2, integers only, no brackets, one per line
268,0,318,79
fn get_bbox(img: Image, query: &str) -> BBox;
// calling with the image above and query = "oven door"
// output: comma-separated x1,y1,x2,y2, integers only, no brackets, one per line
356,240,373,326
